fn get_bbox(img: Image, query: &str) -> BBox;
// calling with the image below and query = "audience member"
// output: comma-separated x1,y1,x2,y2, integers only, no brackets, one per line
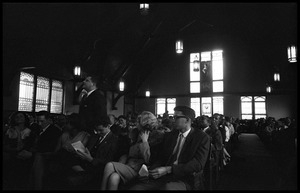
101,111,158,190
79,75,107,134
128,106,210,190
64,116,118,189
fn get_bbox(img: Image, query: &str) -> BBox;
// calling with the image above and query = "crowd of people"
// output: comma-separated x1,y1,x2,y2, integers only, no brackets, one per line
3,76,296,190
3,107,242,190
256,116,297,189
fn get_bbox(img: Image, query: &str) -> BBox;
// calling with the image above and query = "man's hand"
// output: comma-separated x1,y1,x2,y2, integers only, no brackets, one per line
76,147,93,162
148,166,171,179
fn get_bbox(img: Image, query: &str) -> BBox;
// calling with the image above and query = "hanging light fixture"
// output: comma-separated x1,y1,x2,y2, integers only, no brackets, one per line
287,45,297,63
274,72,280,82
145,90,150,97
193,55,200,72
140,3,149,15
266,85,272,93
119,79,125,92
175,40,183,54
73,65,81,77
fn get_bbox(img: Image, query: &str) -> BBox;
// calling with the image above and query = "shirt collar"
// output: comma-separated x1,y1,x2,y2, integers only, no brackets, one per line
40,124,51,134
203,126,209,132
87,89,96,97
179,127,191,138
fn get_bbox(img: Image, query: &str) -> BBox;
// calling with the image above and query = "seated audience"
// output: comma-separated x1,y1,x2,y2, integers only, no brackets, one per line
64,116,118,189
128,106,210,190
3,111,32,189
101,111,158,190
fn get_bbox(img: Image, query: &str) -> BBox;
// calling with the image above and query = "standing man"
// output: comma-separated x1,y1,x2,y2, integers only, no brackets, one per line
79,75,107,134
129,106,210,190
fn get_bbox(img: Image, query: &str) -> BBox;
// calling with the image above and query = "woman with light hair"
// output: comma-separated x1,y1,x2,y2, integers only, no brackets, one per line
101,111,158,190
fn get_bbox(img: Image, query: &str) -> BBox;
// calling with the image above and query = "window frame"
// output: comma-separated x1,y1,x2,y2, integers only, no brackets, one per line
18,71,64,114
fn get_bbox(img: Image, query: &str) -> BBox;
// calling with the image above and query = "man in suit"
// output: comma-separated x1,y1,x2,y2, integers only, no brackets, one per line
66,115,119,189
129,106,210,190
79,75,107,134
30,110,62,189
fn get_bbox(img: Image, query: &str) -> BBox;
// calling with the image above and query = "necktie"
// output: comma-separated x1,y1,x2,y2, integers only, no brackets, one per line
81,94,87,103
90,135,103,156
167,133,184,165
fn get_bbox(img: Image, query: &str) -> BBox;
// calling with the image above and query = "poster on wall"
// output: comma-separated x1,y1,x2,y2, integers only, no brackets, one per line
202,103,211,115
200,61,212,92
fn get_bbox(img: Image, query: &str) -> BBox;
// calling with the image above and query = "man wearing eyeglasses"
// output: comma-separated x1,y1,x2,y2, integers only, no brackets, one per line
129,106,210,190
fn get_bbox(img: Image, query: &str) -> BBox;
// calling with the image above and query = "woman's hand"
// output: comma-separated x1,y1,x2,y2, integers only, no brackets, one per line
139,130,150,143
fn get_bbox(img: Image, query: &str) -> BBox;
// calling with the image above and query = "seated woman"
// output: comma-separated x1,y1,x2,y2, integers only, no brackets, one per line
101,111,158,190
54,113,90,172
3,111,32,189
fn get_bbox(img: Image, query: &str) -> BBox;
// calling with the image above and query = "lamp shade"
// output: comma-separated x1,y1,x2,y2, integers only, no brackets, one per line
119,80,124,91
140,3,149,15
175,40,183,54
266,86,272,93
145,90,150,97
287,45,297,63
274,72,280,82
74,66,81,76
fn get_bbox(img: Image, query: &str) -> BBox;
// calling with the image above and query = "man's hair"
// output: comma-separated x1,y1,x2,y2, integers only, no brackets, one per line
95,116,111,127
89,75,100,88
36,110,50,119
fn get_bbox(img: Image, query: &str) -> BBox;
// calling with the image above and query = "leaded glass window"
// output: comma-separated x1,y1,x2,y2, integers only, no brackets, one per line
35,76,50,112
50,80,63,114
18,72,34,112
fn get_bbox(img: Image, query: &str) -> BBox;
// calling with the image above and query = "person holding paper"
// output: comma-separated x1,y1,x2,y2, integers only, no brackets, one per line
64,116,118,189
101,111,158,190
54,113,90,172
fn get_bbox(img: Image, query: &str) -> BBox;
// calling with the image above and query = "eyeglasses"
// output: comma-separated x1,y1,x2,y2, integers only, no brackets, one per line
174,115,189,121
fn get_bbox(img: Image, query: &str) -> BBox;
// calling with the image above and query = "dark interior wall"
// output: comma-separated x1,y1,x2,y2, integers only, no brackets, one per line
267,94,298,120
135,98,156,115
135,35,297,118
224,95,241,118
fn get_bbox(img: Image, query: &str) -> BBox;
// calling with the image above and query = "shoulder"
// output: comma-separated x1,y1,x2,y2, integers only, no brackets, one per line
191,127,210,140
90,89,105,97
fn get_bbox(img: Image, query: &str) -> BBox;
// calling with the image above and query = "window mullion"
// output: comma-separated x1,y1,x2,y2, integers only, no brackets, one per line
48,79,52,112
33,75,37,112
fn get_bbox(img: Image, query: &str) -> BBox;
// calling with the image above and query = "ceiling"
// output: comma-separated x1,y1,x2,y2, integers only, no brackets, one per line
3,3,297,95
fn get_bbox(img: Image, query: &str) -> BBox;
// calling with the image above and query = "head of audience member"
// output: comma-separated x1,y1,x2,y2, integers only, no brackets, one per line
94,116,111,136
225,116,231,126
65,113,82,136
137,111,158,133
108,114,117,125
161,118,174,132
27,113,36,124
284,117,292,127
173,106,195,133
212,113,221,126
117,115,127,128
55,114,68,130
82,75,99,92
9,111,30,128
36,111,52,130
157,116,163,126
199,115,211,130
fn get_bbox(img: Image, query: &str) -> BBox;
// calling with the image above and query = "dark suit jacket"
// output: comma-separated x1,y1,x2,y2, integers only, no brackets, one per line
151,127,210,188
85,131,118,173
79,89,107,133
36,124,62,153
